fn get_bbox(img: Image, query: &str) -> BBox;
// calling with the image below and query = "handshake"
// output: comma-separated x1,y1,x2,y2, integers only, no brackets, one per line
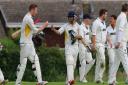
11,21,49,39
51,25,82,40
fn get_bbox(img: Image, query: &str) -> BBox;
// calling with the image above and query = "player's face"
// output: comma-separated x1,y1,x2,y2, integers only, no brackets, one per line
87,19,91,25
126,11,128,15
32,7,38,16
83,19,91,25
68,17,75,24
110,17,116,25
103,12,108,20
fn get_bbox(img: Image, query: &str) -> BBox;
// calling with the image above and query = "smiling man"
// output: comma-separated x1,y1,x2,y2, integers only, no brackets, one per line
15,4,48,85
92,9,108,83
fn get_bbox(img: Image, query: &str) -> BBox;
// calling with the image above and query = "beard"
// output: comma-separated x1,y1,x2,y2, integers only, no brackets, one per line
103,17,106,21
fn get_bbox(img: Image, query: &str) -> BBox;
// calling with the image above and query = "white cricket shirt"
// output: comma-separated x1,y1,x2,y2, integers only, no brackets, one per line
92,18,107,44
116,12,128,43
79,22,91,44
107,25,117,48
58,22,80,46
20,13,38,44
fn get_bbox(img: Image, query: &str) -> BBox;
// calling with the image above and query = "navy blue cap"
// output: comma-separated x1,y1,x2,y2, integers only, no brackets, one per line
83,14,92,19
67,11,76,17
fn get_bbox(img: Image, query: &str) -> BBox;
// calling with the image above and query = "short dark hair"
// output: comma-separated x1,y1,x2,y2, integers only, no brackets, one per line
111,15,117,20
99,9,108,16
83,14,92,19
122,3,128,12
29,4,38,11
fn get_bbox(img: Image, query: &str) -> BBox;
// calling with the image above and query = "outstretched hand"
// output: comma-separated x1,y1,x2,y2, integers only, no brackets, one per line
40,21,49,30
44,21,49,28
51,25,55,31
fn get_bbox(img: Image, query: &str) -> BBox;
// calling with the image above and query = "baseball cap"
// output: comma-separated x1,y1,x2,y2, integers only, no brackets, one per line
67,11,76,18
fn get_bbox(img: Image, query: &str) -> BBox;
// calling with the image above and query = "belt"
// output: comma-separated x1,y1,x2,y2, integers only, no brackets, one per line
102,29,106,31
20,43,33,45
110,33,116,35
86,32,89,35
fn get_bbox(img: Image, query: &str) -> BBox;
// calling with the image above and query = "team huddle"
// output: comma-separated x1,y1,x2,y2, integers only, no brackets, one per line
0,3,128,85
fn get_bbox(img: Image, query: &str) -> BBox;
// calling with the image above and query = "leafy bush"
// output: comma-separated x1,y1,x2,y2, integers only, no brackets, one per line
0,38,125,82
0,38,66,81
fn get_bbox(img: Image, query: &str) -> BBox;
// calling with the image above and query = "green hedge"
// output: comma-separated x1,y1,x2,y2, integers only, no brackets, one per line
0,38,125,82
0,38,66,81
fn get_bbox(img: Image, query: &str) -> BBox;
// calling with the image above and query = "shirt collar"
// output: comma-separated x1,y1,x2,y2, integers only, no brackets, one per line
121,12,127,17
27,12,33,18
110,25,116,30
68,22,77,26
97,17,105,24
82,22,89,29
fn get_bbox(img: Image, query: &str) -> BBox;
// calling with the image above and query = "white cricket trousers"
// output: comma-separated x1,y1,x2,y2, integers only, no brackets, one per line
0,68,4,82
95,43,105,82
79,44,94,81
65,44,79,83
15,43,42,85
107,48,116,83
108,42,128,84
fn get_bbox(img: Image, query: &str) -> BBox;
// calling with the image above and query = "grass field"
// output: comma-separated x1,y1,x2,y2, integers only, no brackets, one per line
7,82,127,85
4,71,127,85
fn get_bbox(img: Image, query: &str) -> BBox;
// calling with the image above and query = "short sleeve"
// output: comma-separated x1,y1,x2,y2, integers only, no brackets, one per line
92,21,98,35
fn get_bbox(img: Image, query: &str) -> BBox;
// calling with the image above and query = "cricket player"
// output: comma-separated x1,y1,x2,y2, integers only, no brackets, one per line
51,11,82,85
0,43,8,85
106,15,117,84
79,14,95,83
108,4,128,85
0,68,4,85
15,4,48,85
92,9,108,83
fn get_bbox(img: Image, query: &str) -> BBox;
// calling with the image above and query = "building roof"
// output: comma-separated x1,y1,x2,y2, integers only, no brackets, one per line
0,0,82,23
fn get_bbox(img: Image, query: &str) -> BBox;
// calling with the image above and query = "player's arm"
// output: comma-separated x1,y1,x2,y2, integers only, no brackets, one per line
28,18,48,34
91,21,97,51
92,35,96,47
11,29,21,39
106,34,112,45
37,21,48,33
80,38,87,46
74,35,82,40
51,25,65,35
106,29,112,48
51,25,61,35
